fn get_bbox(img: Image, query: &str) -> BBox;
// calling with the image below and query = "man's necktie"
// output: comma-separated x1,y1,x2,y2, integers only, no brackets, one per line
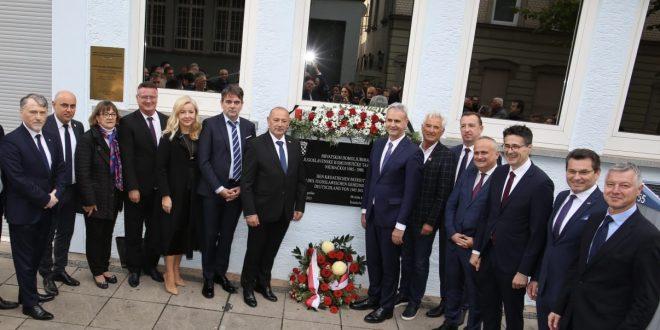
380,142,393,172
35,134,50,170
501,171,516,205
63,123,73,184
457,148,471,179
228,121,241,180
552,194,577,238
147,116,157,145
588,216,614,262
472,172,486,199
276,140,287,172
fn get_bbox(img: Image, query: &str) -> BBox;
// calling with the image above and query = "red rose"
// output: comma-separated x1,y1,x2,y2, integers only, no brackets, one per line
344,296,352,304
307,247,314,256
292,268,300,274
370,124,379,135
320,283,330,292
327,251,336,259
294,108,303,120
349,108,357,115
351,293,359,300
324,296,332,306
326,121,333,128
349,263,359,273
290,275,296,282
357,122,365,129
339,120,348,128
317,254,326,264
336,251,345,260
338,109,345,116
323,262,331,268
297,274,306,283
371,114,379,122
346,283,355,291
333,290,343,298
330,306,339,314
345,254,353,262
326,110,334,118
360,112,367,120
321,269,332,278
308,113,316,121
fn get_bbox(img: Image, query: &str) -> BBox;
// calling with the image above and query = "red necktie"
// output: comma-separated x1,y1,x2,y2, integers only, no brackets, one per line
501,171,516,205
472,172,486,199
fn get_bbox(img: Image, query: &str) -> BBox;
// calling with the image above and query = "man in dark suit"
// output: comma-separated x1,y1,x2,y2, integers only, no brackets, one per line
240,107,306,308
436,136,500,330
528,148,607,330
39,91,84,295
0,123,19,311
396,113,455,321
548,162,660,330
0,94,67,320
349,103,422,323
119,82,168,287
469,125,554,330
198,85,256,298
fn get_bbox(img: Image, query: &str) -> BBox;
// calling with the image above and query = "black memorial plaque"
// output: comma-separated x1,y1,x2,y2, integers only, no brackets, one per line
300,139,372,206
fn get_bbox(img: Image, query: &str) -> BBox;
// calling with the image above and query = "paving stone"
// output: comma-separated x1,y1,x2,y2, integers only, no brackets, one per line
226,288,284,318
339,307,397,330
167,282,229,311
282,296,340,325
154,305,222,329
0,315,24,330
58,268,126,298
112,275,171,303
0,285,25,319
89,298,164,330
18,319,85,329
40,291,107,326
220,313,281,330
4,266,76,290
282,319,341,330
394,305,443,330
0,259,16,284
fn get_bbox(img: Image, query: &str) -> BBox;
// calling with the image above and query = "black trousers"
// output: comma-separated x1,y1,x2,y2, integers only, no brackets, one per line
478,253,525,330
445,245,481,329
9,215,52,307
39,186,77,276
123,193,160,273
437,222,448,298
240,215,290,289
365,216,401,311
85,215,117,276
399,226,437,307
201,194,242,279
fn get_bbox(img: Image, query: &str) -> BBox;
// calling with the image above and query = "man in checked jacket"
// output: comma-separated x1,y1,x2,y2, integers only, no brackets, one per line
396,113,457,320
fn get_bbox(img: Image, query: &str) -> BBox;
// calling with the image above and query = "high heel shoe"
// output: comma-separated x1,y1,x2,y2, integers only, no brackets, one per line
164,272,178,295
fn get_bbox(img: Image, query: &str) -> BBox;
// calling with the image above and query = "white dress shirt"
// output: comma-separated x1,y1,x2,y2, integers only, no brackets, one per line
54,116,77,184
454,144,474,182
552,184,598,234
473,165,497,189
500,157,532,201
25,123,52,168
270,132,288,165
419,141,438,163
141,111,162,146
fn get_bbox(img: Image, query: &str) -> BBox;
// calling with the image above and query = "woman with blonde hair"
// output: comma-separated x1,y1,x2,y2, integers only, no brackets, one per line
156,95,202,294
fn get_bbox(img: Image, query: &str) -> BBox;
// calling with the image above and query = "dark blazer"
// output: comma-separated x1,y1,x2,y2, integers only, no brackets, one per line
118,110,168,196
43,115,84,209
451,144,474,180
535,188,606,309
553,210,660,330
474,163,554,275
0,125,66,225
197,114,256,196
75,127,123,220
361,137,423,227
445,165,496,242
409,143,456,229
241,132,306,223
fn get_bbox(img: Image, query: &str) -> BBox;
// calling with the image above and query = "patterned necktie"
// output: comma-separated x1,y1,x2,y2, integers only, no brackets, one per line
147,116,157,145
228,121,241,180
276,140,287,172
63,123,73,184
35,134,50,170
588,216,614,262
457,148,471,179
472,172,486,199
552,194,577,238
501,171,516,205
380,142,393,172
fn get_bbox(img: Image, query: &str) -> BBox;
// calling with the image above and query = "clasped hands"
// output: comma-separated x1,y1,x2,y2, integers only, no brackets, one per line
44,189,59,209
219,187,241,202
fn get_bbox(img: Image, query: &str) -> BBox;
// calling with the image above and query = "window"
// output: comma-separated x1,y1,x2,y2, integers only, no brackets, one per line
174,0,205,51
214,0,245,55
146,0,166,48
491,0,521,25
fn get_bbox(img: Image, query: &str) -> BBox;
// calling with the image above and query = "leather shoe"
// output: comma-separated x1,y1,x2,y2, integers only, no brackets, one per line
43,276,59,296
394,294,409,307
145,268,164,282
52,271,80,286
37,293,55,303
22,305,54,320
349,297,378,311
255,285,277,302
103,274,118,284
202,279,214,299
364,307,393,323
433,323,458,330
128,272,140,287
426,300,445,318
0,297,18,310
243,289,257,308
214,275,237,294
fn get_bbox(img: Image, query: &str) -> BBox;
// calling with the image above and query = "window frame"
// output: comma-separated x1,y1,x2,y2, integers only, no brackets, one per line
490,0,521,27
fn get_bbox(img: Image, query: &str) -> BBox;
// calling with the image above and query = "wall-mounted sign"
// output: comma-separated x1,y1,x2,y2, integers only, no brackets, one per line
90,46,124,102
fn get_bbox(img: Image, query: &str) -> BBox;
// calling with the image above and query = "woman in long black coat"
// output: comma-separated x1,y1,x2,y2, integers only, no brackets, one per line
156,95,202,295
76,101,124,289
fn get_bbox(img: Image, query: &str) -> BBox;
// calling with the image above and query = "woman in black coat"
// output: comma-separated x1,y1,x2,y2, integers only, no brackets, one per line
156,95,202,295
75,101,123,289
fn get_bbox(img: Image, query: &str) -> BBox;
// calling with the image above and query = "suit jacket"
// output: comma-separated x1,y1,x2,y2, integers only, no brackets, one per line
445,165,497,244
474,163,554,275
75,127,123,220
409,142,456,229
451,144,474,181
197,114,256,196
118,110,168,196
240,132,306,223
361,137,423,227
0,125,66,225
535,188,607,309
554,210,660,330
43,115,84,209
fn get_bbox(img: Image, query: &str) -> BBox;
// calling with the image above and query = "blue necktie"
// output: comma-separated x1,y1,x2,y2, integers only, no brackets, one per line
35,134,50,170
380,142,393,172
588,216,614,262
63,124,73,184
228,121,241,180
552,194,577,238
457,148,470,179
276,140,287,172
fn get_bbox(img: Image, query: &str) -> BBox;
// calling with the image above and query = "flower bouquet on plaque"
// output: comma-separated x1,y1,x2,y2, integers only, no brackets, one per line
289,104,387,144
288,235,366,313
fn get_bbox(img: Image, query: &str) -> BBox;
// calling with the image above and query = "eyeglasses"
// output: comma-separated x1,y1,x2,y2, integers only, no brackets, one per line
502,143,527,151
138,95,157,100
567,169,594,176
99,112,117,118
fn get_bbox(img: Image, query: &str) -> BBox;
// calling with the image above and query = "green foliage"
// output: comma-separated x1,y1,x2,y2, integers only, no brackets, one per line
515,0,580,34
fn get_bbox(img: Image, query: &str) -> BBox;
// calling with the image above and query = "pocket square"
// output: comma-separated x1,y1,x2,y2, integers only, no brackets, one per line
580,215,589,221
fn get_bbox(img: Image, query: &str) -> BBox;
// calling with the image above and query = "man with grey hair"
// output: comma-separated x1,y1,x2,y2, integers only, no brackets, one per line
548,162,660,330
489,97,507,119
396,112,456,320
0,93,66,320
350,103,423,323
